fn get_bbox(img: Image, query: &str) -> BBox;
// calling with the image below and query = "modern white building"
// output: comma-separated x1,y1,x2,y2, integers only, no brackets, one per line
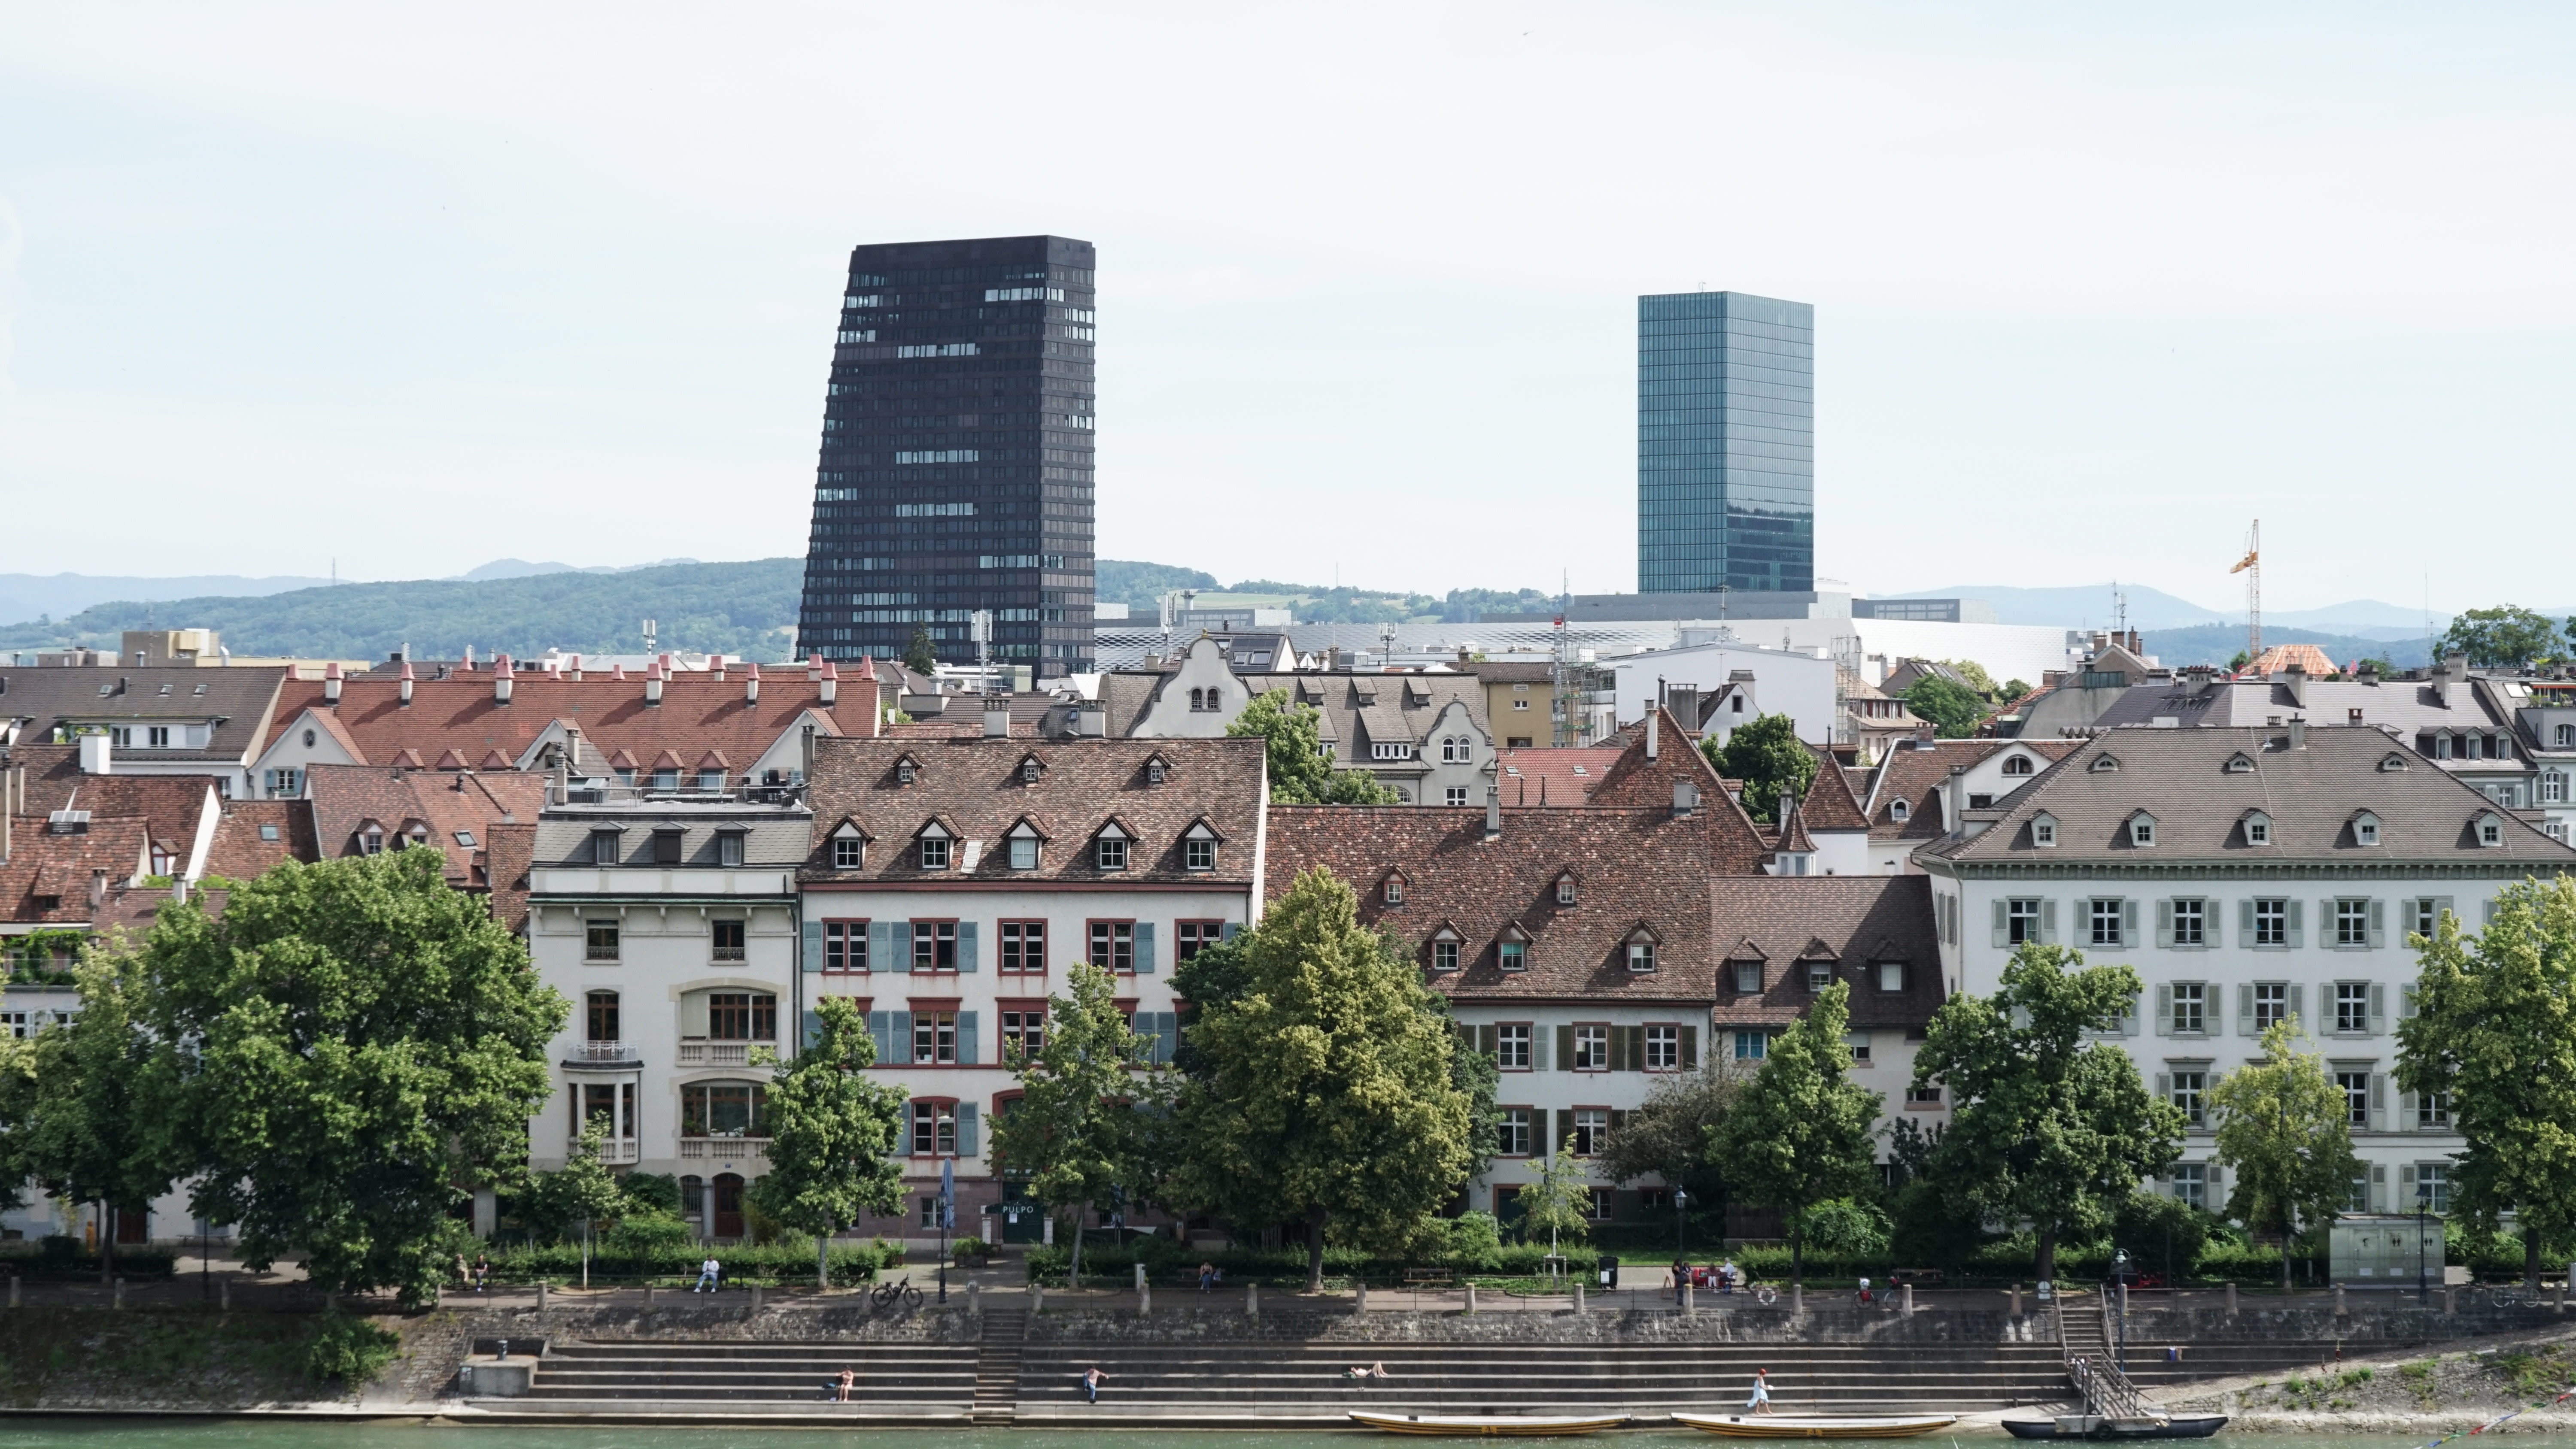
1915,723,2576,1216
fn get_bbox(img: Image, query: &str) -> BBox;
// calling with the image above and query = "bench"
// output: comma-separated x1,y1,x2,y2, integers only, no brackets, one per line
1888,1267,1944,1287
1402,1268,1455,1288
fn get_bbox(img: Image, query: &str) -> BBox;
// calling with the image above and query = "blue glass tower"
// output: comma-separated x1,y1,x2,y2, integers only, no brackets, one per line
1636,291,1814,596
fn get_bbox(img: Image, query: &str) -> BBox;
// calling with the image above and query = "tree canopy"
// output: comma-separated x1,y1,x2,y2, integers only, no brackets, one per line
1228,689,1402,804
903,624,939,676
135,849,565,1304
2439,605,2562,668
1700,712,1818,823
0,951,169,1280
1710,980,1882,1285
987,962,1165,1287
746,995,908,1286
1904,675,1992,739
2398,879,2576,1286
2208,1019,2359,1290
1174,868,1473,1288
1598,1061,1742,1210
1907,943,2183,1282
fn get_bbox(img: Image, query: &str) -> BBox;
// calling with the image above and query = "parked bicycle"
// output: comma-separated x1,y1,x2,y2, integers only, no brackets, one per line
872,1280,923,1310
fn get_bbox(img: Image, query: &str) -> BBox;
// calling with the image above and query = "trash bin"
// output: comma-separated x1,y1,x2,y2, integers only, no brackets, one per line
1598,1255,1619,1289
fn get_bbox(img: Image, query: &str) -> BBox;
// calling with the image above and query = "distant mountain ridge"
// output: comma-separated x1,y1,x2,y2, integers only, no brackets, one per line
1892,582,2461,640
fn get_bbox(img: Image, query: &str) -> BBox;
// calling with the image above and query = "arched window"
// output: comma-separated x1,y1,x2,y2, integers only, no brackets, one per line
2002,754,2034,776
1889,799,1910,822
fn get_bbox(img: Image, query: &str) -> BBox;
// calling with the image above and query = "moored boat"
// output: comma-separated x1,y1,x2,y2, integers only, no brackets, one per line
1346,1411,1632,1436
2001,1413,2228,1439
1670,1412,1959,1439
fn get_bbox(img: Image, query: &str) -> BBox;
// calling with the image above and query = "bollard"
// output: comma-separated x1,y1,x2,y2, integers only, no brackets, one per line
1463,1283,1475,1315
1138,1282,1151,1315
2225,1280,2237,1316
969,1281,982,1316
1684,1280,1695,1315
2333,1282,2345,1317
220,1277,230,1311
2011,1283,2022,1317
644,1283,655,1307
113,1276,124,1310
538,1281,550,1312
1134,1262,1148,1293
1355,1282,1367,1313
753,1284,765,1313
1902,1283,1914,1316
2444,1285,2457,1316
1573,1283,1586,1314
1791,1284,1803,1316
1031,1284,1045,1315
1245,1281,1258,1318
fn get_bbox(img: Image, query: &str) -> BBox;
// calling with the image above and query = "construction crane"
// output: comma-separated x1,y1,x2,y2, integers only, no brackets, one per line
2229,520,2261,674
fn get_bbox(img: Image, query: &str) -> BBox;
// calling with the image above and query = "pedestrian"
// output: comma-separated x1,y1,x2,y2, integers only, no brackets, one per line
1747,1368,1773,1415
1672,1258,1689,1305
1082,1366,1106,1405
1857,1275,1874,1306
1719,1258,1738,1294
455,1253,471,1291
838,1367,856,1403
695,1255,721,1293
1199,1261,1216,1294
474,1254,491,1292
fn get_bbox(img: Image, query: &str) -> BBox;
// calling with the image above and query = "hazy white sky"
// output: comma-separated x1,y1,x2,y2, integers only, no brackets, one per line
3,3,2571,612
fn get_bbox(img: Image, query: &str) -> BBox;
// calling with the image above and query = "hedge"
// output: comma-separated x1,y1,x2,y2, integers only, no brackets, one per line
480,1238,900,1285
0,1239,178,1279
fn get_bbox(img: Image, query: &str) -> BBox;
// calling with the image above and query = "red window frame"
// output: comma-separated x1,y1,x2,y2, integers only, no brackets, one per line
822,918,869,975
999,919,1048,974
997,1000,1048,1063
908,999,962,1066
908,1097,960,1157
1494,1022,1534,1072
1088,919,1136,973
912,919,959,972
1642,1022,1682,1073
1175,919,1225,962
1571,1022,1610,1072
1496,1105,1535,1158
1571,1105,1610,1156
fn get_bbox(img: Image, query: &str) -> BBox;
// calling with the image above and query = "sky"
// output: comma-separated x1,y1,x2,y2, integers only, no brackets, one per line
2,3,2572,613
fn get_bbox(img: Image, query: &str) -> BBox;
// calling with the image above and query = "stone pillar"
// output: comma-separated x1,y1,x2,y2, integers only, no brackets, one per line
753,1284,765,1313
2444,1285,2456,1316
2011,1283,2022,1317
1684,1280,1695,1314
1573,1283,1586,1314
2225,1281,2237,1317
1032,1284,1045,1315
112,1277,124,1310
220,1277,230,1311
1134,1262,1148,1293
969,1281,982,1316
1791,1284,1803,1316
1902,1283,1915,1316
538,1281,550,1312
1355,1282,1367,1313
1138,1282,1151,1315
2333,1282,2345,1317
1245,1281,1258,1318
1463,1283,1475,1315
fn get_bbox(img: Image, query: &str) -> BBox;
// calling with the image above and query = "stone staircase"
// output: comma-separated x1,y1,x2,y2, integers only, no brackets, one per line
495,1339,975,1415
973,1308,1027,1424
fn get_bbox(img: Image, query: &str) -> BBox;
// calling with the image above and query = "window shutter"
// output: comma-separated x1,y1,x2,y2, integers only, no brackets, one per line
2401,985,2418,1019
2206,1164,2223,1199
2370,1073,2387,1131
2155,1071,2170,1101
1476,1024,1498,1056
2369,983,2386,1035
957,1102,979,1158
1221,922,1241,942
1681,1025,1698,1071
957,921,979,973
2239,899,2254,947
867,1011,892,1063
1628,1025,1648,1071
2123,898,2139,947
1556,1025,1574,1072
2370,1162,2387,1212
1535,1026,1552,1072
1157,1012,1179,1065
2483,898,2500,927
2122,992,2140,1037
2369,899,2386,949
892,1011,914,1063
1554,1109,1574,1156
1607,1028,1628,1073
2155,984,2172,1035
1134,922,1157,974
2237,984,2256,1036
892,921,916,973
2287,899,2304,949
2399,1090,2417,1134
957,1011,980,1066
802,918,824,973
1991,899,2008,949
2041,899,2058,943
2156,900,2174,949
2207,987,2222,1036
2401,1163,2417,1200
2288,983,2305,1027
802,1008,821,1049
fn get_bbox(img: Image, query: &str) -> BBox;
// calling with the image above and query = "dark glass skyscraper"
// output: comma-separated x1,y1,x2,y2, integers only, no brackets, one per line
797,235,1096,675
1636,291,1813,596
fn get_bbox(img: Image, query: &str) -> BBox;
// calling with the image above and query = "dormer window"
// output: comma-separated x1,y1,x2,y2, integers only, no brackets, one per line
1094,826,1129,872
1020,758,1042,784
2031,812,2058,848
2379,752,2411,773
895,754,921,785
2090,754,2121,773
1555,873,1578,907
2351,812,2382,846
2001,754,2034,776
1889,798,1910,822
1498,924,1531,972
2127,812,2157,848
1430,926,1463,973
592,828,623,865
2476,812,2505,848
830,825,865,870
2243,811,2272,846
1383,875,1406,906
1183,821,1220,873
716,829,746,868
918,825,952,870
1145,754,1172,785
1006,821,1043,871
2224,752,2256,774
1625,928,1659,973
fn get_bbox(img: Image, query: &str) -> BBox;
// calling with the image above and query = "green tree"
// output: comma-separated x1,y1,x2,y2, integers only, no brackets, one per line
1227,689,1401,805
1597,1060,1742,1211
1999,679,2033,704
902,624,938,676
1700,712,1819,823
1176,868,1474,1289
1942,658,1998,697
137,849,565,1305
2228,650,2252,673
2,951,170,1284
1904,675,1992,739
746,995,908,1288
1711,980,1882,1286
524,1124,632,1278
1516,1137,1595,1267
2440,605,2560,668
2209,1018,2361,1290
1908,943,2183,1283
2398,878,2576,1288
2354,656,2398,678
987,963,1163,1288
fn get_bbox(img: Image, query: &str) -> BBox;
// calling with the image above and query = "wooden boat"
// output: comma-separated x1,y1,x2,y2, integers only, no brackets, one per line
1346,1410,1631,1436
2001,1413,2227,1440
1670,1412,1959,1439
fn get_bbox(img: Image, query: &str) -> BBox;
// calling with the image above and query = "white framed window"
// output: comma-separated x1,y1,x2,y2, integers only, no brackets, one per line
1889,799,1910,822
1732,961,1762,994
1627,940,1656,972
2335,898,2372,947
1572,1025,1610,1070
146,726,170,749
1498,1108,1533,1156
2254,981,2288,1031
2171,1070,2205,1127
2417,1163,2450,1213
2559,724,2575,749
2128,814,2155,846
1733,1030,1768,1061
2171,982,2205,1034
1495,1024,1531,1070
2172,1162,2208,1208
2089,897,2126,947
1643,1025,1679,1070
832,834,864,869
1445,787,1470,806
1095,835,1128,870
1009,835,1040,870
2032,816,2057,847
2419,1091,2451,1128
1498,940,1527,972
2335,981,2369,1034
2478,815,2504,847
2254,897,2288,946
2335,1070,2369,1128
1184,837,1214,871
1877,961,1906,993
2007,897,2043,944
1431,937,1461,972
919,834,951,870
2172,897,2207,946
2244,812,2272,846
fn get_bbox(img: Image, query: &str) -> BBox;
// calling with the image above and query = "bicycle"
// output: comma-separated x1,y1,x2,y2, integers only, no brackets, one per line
872,1280,924,1310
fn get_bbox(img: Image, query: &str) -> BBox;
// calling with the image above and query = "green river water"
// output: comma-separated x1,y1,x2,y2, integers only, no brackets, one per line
0,1431,2533,1449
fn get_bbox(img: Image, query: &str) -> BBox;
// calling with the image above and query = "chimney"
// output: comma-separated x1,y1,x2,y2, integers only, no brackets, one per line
711,654,728,681
1945,764,1965,836
2281,661,2306,709
745,661,762,705
551,748,568,806
494,654,515,705
1646,710,1660,761
173,876,188,906
88,870,107,909
645,664,665,708
1075,700,1107,738
801,723,816,783
984,698,1012,739
569,653,584,682
1668,685,1701,735
808,652,824,683
1485,785,1502,839
324,661,343,705
462,644,475,671
818,659,839,706
79,732,113,776
610,663,626,681
2288,715,2306,750
1673,779,1699,818
398,659,415,706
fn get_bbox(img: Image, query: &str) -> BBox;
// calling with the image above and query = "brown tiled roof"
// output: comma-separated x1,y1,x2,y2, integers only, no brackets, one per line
1493,746,1626,806
1578,709,1774,874
1800,751,1870,832
0,817,151,924
1708,876,1942,1031
800,736,1267,885
303,766,548,889
7,746,222,843
0,665,289,764
204,800,318,883
483,822,535,934
258,675,861,775
1262,804,1722,1004
1471,661,1556,684
1863,738,2080,840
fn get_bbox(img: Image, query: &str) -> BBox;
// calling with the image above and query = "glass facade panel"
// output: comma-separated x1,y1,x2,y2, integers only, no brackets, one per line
1637,291,1814,595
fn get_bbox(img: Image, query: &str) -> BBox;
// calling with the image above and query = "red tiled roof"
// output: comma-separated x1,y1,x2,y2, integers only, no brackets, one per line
303,766,548,890
484,822,535,934
8,746,222,843
1576,709,1774,874
1800,752,1871,833
1493,747,1627,806
0,817,151,924
1708,876,1941,1030
1861,738,2081,840
204,800,319,883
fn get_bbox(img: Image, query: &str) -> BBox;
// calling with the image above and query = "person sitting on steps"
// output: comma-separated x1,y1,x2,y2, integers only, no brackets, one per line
1082,1367,1106,1404
1344,1361,1390,1379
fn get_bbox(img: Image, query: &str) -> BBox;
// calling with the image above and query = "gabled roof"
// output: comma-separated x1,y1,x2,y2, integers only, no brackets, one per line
303,764,548,890
204,800,319,882
1708,876,1942,1031
1861,738,2082,840
1493,746,1626,806
0,665,290,764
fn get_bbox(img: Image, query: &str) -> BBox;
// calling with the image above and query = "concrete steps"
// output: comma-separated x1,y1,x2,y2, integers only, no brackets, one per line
974,1309,1027,1424
510,1340,976,1409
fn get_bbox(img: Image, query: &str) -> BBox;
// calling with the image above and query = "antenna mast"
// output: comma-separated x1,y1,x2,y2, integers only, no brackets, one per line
2228,520,2261,672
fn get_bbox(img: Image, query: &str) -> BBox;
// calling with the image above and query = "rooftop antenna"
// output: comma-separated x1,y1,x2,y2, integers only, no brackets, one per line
642,618,658,655
2229,521,2261,673
970,609,994,693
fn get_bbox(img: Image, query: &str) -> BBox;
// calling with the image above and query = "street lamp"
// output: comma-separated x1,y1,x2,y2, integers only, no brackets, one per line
2111,1249,2131,1371
1674,1187,1689,1258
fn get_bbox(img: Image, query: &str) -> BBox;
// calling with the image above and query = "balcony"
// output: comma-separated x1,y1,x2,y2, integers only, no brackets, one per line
678,1137,770,1161
677,1042,768,1066
572,1136,642,1164
563,1042,641,1069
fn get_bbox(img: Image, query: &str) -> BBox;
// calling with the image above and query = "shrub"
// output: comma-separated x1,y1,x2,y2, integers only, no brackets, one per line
621,1173,683,1216
306,1315,401,1385
602,1211,696,1255
1440,1213,1504,1272
2111,1191,2213,1267
1799,1199,1892,1260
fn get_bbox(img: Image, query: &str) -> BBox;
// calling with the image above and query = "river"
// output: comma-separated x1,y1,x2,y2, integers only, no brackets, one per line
0,1429,2540,1449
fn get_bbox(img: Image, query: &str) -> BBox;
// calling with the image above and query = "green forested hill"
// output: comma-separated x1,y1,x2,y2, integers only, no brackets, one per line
0,558,804,662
